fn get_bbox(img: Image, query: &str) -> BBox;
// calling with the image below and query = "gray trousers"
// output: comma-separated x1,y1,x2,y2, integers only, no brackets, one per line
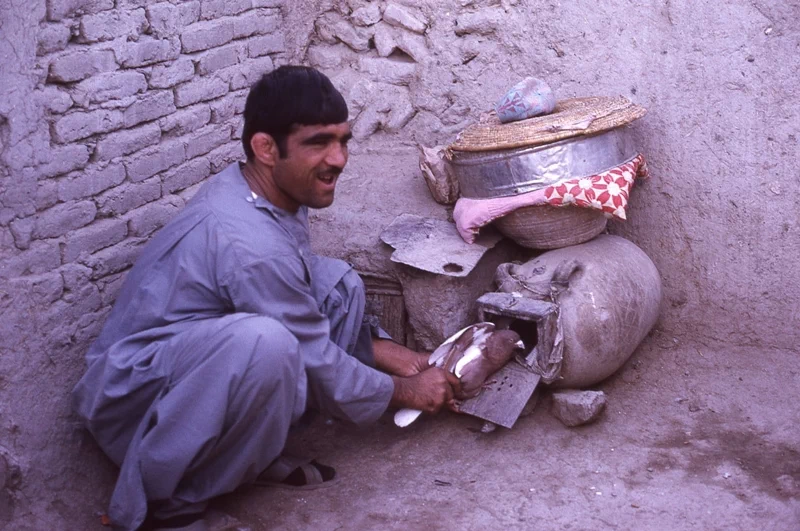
84,262,376,530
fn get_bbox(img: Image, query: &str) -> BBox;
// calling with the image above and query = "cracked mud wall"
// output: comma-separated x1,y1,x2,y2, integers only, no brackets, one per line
0,0,797,527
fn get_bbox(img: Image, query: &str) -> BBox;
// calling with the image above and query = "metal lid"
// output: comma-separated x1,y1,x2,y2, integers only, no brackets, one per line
449,96,647,153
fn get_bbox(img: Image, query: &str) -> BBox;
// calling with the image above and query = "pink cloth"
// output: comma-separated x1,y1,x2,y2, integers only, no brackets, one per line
454,154,648,243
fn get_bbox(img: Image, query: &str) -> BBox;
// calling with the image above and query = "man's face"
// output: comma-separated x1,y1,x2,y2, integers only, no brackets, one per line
271,122,351,211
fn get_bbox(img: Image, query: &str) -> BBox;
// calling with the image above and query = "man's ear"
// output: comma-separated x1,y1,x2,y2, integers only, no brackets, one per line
250,132,279,167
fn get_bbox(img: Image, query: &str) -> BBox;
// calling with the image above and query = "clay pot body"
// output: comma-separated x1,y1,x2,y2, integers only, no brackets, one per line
495,235,662,387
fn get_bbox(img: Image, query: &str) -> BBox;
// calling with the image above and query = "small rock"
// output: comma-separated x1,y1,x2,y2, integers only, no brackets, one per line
383,3,427,34
351,4,382,26
550,390,607,427
480,421,497,433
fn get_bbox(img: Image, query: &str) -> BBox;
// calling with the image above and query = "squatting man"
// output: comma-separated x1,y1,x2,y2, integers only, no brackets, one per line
72,65,462,530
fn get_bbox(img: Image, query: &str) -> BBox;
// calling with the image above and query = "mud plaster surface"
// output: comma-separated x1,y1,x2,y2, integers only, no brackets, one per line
40,342,799,530
214,342,800,530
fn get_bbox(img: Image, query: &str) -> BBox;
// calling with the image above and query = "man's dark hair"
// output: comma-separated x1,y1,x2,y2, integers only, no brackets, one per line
242,65,349,160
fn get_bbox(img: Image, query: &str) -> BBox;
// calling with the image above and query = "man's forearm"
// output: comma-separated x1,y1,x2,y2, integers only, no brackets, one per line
372,339,428,377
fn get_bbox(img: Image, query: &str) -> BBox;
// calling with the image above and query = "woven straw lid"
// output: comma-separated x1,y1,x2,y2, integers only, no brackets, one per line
449,96,646,153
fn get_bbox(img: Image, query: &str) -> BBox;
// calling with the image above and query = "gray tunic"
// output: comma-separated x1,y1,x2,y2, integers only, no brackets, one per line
72,163,394,530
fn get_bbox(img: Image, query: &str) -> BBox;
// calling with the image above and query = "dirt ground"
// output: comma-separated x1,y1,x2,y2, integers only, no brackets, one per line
191,338,800,531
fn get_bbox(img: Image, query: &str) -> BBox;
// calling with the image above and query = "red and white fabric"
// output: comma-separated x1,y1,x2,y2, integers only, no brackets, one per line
453,154,648,243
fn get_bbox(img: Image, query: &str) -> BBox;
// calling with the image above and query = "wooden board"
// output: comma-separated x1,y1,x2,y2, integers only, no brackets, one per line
363,274,409,346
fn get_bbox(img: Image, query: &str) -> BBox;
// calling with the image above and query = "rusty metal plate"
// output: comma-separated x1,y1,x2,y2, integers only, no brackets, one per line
458,362,540,429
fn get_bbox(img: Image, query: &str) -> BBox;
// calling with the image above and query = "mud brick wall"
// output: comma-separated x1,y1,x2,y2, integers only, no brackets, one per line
0,1,286,526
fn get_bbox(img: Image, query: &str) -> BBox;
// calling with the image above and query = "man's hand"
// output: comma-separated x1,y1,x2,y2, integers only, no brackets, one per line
373,338,429,378
390,368,461,414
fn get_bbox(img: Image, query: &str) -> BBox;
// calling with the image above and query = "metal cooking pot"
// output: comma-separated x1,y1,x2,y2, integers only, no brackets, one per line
449,128,638,199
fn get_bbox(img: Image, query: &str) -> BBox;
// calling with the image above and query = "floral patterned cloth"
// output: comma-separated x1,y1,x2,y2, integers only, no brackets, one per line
453,154,648,244
543,154,647,220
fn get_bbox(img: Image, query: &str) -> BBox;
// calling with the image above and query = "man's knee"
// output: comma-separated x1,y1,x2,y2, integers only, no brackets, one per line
223,315,301,378
336,268,366,309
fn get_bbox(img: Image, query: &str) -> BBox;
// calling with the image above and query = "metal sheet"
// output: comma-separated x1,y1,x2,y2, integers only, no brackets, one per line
450,128,637,199
458,363,540,429
380,214,502,277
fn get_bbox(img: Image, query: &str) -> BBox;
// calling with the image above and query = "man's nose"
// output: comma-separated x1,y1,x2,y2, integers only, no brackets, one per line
325,143,347,169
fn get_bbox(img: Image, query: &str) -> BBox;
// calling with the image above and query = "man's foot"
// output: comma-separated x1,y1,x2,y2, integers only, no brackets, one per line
281,460,336,486
148,512,208,531
255,460,338,490
146,510,248,531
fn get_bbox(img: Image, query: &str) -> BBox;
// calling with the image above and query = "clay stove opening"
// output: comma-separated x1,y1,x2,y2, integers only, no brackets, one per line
484,312,539,356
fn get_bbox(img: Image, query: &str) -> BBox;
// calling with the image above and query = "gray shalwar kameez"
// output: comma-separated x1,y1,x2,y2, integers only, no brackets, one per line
72,163,394,530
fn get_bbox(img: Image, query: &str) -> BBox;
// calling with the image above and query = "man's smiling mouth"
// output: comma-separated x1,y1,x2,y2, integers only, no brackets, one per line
319,172,338,184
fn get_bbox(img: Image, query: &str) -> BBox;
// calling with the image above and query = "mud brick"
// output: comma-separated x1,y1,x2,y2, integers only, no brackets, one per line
95,123,161,161
196,43,244,76
123,91,176,128
200,0,251,20
162,158,211,194
149,58,195,89
52,109,123,143
47,0,114,22
48,50,116,83
0,240,61,277
228,56,273,91
233,9,280,39
124,140,186,182
159,105,212,137
71,71,147,107
247,34,285,57
181,18,235,53
96,178,162,216
62,218,128,262
38,144,91,179
79,8,147,43
83,237,148,279
58,163,126,201
125,195,185,237
34,201,97,239
118,37,181,68
174,76,229,107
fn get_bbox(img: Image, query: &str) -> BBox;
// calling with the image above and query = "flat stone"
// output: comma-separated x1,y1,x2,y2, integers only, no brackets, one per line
550,390,608,427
